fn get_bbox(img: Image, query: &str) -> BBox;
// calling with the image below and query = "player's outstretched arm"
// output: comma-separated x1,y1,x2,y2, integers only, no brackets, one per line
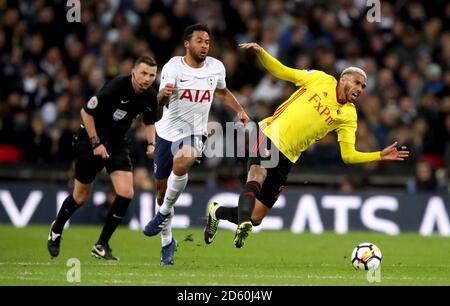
239,42,299,84
339,141,409,164
380,141,409,161
339,141,381,164
215,88,250,126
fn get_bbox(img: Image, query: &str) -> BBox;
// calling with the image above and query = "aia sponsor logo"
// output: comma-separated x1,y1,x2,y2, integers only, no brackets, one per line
179,89,212,103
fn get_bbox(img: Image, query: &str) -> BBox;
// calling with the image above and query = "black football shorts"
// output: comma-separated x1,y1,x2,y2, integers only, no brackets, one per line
73,132,132,184
247,127,292,208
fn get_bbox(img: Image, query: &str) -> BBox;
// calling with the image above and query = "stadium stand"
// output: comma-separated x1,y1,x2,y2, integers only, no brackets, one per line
0,0,448,192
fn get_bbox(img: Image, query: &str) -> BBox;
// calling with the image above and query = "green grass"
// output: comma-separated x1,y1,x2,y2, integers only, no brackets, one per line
0,225,449,286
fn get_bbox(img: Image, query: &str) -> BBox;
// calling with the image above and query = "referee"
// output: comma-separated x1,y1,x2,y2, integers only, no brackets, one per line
47,56,158,260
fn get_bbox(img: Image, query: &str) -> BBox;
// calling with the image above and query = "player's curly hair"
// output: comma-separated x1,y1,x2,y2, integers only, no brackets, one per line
183,24,211,41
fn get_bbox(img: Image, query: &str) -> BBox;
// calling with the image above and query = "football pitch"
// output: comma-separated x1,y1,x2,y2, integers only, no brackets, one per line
0,225,449,286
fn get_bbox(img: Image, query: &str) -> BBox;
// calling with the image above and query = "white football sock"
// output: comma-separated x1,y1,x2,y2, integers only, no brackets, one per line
159,172,188,215
155,204,174,247
161,217,173,247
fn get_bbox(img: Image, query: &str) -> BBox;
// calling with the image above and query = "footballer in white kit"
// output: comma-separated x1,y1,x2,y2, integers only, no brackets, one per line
155,55,226,145
143,24,250,266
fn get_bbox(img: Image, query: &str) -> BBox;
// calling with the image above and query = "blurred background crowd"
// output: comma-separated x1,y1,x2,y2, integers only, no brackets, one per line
0,0,448,193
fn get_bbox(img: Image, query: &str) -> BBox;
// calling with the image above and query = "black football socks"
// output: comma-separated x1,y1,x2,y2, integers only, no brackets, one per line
52,194,81,234
237,181,261,225
97,195,131,246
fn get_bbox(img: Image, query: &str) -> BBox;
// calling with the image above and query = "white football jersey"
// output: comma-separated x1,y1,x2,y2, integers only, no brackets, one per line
155,56,226,141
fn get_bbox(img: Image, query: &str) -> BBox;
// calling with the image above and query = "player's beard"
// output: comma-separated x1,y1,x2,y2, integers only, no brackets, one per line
190,48,207,64
343,84,352,102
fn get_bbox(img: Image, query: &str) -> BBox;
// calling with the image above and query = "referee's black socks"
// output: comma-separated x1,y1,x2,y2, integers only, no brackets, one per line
237,181,261,225
52,194,82,234
97,195,131,246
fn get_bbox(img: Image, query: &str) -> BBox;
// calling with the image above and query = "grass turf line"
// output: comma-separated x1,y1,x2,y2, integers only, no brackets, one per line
0,225,449,285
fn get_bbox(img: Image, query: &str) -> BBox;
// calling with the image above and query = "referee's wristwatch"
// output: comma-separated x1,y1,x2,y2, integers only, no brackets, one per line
90,136,101,149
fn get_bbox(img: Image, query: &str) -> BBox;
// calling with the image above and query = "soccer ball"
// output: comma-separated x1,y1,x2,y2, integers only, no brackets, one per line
351,242,382,271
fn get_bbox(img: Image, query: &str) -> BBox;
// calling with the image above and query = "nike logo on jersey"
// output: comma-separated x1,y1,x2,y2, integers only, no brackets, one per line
179,79,189,83
121,100,129,104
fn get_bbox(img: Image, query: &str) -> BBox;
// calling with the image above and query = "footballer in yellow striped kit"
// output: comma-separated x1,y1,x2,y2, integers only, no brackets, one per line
203,42,410,248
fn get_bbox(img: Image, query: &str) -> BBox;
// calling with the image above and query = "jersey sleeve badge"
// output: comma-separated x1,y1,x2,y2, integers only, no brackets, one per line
87,96,98,109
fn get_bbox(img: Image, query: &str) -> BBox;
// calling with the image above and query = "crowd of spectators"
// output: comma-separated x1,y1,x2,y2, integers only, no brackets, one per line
0,0,448,192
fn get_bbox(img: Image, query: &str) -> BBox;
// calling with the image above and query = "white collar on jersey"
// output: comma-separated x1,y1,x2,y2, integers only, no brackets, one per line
181,56,207,70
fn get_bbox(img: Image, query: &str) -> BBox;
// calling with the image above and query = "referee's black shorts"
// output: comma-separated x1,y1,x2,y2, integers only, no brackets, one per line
73,130,132,184
247,126,292,209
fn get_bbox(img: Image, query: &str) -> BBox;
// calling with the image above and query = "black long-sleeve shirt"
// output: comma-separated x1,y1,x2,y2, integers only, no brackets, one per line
81,75,157,145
